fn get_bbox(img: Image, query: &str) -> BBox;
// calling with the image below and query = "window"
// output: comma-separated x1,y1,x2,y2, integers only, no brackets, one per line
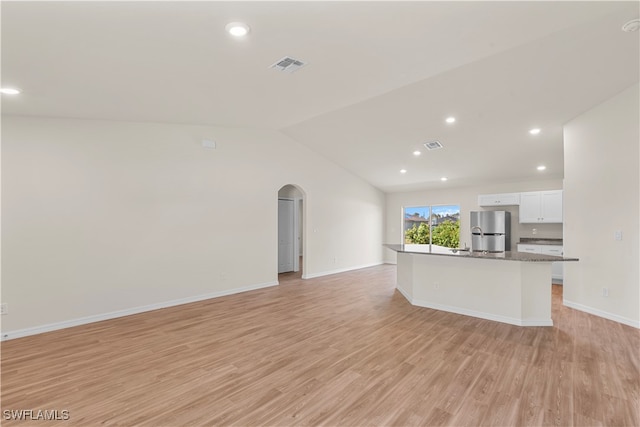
403,204,460,249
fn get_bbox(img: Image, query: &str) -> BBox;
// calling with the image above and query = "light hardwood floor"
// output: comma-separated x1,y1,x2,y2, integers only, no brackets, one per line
1,264,638,426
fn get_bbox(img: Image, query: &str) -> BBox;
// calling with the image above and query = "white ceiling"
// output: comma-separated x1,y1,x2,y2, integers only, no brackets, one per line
2,1,639,192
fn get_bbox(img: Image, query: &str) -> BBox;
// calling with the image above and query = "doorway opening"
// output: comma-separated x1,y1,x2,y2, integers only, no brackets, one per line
277,184,305,279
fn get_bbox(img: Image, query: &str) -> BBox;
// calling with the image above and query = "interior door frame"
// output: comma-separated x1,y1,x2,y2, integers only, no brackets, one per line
278,197,300,273
293,197,301,272
277,184,306,280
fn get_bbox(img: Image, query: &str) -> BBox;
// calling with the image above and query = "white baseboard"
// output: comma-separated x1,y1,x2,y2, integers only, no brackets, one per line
1,281,279,341
395,285,412,302
563,299,640,329
409,297,553,327
302,262,383,280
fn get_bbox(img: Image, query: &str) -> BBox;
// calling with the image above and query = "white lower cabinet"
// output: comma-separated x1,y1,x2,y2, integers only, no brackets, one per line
539,246,563,256
517,244,563,283
517,244,540,254
550,262,563,283
539,246,563,283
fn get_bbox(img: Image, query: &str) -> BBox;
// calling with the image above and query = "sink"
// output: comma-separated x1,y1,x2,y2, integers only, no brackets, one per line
471,251,507,259
449,248,472,255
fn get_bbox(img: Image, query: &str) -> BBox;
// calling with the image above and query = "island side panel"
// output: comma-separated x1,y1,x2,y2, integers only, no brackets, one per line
520,262,553,326
396,252,414,301
409,256,524,325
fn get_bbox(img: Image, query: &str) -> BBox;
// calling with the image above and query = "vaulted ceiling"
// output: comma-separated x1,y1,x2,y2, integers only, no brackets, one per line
2,1,638,192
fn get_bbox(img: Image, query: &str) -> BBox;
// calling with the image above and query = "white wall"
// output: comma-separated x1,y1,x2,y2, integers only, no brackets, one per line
563,84,639,328
1,116,385,336
385,179,564,263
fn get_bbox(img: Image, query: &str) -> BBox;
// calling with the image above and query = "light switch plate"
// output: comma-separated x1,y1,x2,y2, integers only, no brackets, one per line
614,230,622,241
201,139,216,149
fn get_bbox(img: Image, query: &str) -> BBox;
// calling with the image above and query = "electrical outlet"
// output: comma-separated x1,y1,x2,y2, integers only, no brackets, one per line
602,288,609,297
1,303,8,315
532,228,537,235
614,230,622,241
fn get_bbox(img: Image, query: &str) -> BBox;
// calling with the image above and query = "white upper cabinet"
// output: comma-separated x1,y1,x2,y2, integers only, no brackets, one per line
478,192,520,206
519,190,563,223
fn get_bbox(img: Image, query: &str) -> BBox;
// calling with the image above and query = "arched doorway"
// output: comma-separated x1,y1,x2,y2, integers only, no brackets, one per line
277,184,305,277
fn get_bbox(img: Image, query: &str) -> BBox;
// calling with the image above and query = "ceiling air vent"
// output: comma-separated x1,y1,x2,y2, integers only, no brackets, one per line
424,140,444,150
269,56,307,73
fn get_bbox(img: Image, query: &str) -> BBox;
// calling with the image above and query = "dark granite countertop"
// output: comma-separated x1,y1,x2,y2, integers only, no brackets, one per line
384,244,578,262
518,238,563,246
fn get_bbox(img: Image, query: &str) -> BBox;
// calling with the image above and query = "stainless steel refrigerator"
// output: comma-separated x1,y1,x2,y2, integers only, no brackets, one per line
470,211,511,252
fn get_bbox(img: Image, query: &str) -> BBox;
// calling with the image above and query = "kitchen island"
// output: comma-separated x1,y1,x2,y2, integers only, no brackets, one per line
385,244,578,327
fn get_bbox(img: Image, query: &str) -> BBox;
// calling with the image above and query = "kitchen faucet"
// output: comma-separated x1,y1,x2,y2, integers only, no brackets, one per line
470,226,484,253
471,226,484,237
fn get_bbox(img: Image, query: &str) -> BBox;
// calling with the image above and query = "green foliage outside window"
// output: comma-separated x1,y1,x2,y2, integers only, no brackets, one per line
405,223,430,244
431,220,460,248
405,220,460,248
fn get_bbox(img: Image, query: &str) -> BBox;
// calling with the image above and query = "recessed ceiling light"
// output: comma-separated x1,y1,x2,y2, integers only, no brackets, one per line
413,150,421,156
400,169,407,174
445,117,456,124
225,22,250,37
529,128,541,135
440,177,448,182
0,88,21,95
537,165,546,171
